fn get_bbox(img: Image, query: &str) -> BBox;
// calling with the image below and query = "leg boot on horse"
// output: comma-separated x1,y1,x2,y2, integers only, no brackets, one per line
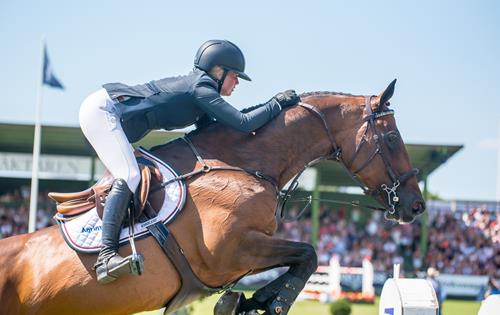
93,178,144,284
220,231,318,315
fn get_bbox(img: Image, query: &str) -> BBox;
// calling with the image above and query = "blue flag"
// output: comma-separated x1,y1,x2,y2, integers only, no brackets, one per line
43,45,64,89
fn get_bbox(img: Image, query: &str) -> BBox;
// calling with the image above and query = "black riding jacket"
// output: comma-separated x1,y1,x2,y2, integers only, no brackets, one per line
103,69,281,143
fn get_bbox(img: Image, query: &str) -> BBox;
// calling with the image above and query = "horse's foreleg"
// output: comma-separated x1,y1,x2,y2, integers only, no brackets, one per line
236,231,318,315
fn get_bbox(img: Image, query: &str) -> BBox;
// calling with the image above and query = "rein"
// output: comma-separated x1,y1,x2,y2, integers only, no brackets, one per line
276,98,418,221
285,197,388,212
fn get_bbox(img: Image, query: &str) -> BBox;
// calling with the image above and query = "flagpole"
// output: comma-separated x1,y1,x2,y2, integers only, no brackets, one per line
28,36,45,233
497,120,500,201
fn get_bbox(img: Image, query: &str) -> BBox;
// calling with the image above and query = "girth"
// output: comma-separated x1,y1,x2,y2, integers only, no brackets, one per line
144,218,222,314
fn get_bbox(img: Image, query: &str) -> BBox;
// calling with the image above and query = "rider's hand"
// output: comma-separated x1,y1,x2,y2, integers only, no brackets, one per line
274,90,300,108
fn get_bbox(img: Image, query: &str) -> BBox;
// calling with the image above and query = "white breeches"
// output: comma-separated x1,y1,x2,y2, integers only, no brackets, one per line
79,88,140,192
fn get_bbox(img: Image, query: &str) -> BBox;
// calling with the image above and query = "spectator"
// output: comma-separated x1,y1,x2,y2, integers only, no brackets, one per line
0,188,55,239
426,267,445,315
484,276,500,298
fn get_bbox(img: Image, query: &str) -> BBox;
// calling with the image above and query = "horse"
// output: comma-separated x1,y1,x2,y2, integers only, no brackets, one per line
0,80,425,315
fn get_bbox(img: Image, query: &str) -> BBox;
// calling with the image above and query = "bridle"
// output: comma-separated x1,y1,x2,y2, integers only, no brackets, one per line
276,96,418,220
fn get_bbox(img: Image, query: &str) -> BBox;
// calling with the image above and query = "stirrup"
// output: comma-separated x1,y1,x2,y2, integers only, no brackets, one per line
96,253,145,284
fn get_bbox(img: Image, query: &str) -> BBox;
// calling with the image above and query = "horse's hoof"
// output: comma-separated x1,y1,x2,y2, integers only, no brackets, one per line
214,291,243,315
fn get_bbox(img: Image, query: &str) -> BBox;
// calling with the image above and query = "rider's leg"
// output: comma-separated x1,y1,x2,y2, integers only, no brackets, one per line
79,88,142,284
94,178,136,283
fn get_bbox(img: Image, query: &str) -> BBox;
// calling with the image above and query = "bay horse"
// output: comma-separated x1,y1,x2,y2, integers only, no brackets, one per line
0,80,425,315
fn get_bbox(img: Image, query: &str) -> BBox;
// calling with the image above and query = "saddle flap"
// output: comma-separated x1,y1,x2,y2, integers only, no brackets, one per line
138,164,151,212
54,182,112,217
54,197,96,218
49,173,113,218
48,188,93,204
135,151,164,215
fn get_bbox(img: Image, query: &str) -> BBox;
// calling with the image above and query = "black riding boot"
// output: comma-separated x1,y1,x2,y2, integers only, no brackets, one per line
94,178,144,284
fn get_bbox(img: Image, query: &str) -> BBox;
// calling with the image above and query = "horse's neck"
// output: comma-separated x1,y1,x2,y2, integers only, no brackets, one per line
189,95,364,188
269,96,364,187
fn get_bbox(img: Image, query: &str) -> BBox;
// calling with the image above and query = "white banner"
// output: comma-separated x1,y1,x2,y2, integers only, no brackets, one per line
0,152,104,181
437,274,489,298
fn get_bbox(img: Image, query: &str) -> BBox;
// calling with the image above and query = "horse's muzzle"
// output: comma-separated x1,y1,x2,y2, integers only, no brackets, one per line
384,191,425,224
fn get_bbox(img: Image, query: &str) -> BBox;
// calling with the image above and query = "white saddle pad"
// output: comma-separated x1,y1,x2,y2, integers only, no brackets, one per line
55,147,186,254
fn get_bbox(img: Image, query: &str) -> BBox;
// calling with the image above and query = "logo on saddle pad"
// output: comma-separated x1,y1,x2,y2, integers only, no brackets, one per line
81,225,102,233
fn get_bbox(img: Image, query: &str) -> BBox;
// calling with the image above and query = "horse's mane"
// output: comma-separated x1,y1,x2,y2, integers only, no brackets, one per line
299,91,361,98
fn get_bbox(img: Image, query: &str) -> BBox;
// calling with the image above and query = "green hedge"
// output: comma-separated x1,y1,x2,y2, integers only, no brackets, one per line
329,298,351,315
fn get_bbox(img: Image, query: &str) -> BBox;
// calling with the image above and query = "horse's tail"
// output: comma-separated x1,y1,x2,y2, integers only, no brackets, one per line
0,234,29,313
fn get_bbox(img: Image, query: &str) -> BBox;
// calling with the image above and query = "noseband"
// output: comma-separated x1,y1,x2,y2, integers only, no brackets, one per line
277,96,418,220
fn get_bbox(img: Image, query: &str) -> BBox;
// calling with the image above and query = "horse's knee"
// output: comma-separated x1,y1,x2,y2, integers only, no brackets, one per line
290,243,317,279
301,243,318,275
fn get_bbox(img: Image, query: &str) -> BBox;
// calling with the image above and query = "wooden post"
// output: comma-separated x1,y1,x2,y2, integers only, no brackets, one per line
311,171,321,249
419,175,429,258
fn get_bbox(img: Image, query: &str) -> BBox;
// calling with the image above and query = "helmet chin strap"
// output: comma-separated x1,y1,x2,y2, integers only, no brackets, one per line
194,66,227,94
216,69,228,93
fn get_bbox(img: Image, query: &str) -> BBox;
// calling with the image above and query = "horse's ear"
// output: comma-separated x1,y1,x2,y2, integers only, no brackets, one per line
376,79,397,110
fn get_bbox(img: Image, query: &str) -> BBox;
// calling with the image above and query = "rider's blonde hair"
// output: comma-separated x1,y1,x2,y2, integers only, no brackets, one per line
209,66,225,80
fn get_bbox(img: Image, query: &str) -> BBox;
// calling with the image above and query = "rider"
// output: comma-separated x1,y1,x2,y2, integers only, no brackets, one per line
79,39,300,284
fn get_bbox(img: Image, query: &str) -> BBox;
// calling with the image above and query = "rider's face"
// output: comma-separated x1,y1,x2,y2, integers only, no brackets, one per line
220,72,239,96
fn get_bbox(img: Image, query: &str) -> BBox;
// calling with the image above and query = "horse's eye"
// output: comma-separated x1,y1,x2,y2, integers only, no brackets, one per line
384,131,400,150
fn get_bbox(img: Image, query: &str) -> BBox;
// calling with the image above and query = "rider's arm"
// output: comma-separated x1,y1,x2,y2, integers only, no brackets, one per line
195,114,215,129
240,103,267,113
193,79,282,133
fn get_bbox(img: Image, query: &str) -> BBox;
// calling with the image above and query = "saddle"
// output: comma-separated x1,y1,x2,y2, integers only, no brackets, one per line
48,150,164,220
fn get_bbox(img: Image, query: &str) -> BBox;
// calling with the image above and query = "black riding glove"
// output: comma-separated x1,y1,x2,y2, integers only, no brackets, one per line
274,90,300,108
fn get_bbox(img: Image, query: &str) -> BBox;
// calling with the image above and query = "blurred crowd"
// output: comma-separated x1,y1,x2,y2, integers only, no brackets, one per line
0,187,54,237
1,188,499,278
426,208,499,277
277,204,499,278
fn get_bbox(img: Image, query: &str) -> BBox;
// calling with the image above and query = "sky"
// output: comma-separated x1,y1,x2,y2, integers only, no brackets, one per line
1,0,499,201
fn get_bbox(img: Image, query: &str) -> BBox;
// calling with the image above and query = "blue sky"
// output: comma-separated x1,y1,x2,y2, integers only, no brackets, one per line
1,0,499,201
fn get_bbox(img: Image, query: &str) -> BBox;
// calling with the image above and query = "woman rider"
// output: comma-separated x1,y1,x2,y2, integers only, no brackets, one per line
79,39,300,284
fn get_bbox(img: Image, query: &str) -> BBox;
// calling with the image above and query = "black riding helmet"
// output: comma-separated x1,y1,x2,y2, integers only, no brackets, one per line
194,40,252,83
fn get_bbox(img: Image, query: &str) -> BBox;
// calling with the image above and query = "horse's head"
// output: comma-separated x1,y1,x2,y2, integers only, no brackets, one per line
301,79,425,223
353,79,425,223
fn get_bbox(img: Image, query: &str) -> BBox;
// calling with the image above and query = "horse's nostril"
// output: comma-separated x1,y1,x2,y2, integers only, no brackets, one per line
412,199,426,214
